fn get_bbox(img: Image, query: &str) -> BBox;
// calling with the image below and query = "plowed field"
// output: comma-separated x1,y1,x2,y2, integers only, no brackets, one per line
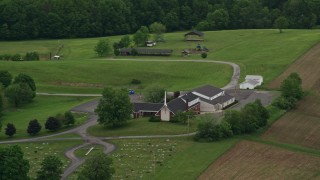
198,141,320,180
269,43,320,90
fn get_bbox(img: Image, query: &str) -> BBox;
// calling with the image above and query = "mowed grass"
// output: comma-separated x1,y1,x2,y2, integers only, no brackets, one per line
88,117,205,137
106,137,237,180
1,29,319,86
0,140,83,178
0,95,93,139
198,140,320,180
0,60,232,93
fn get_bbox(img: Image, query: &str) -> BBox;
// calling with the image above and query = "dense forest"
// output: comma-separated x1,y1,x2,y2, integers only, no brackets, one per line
0,0,320,40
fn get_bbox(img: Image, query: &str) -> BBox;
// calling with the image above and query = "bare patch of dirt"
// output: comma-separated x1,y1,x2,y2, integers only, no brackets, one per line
198,141,320,180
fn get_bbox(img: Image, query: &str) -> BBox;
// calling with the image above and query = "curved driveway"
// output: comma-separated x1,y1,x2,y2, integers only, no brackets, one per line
1,59,240,179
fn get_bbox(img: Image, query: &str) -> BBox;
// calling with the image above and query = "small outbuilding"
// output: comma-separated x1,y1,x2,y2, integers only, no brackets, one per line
240,75,263,89
184,30,204,41
119,48,173,56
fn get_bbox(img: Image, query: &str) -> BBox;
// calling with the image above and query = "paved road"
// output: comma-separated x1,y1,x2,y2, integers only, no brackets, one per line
1,59,241,179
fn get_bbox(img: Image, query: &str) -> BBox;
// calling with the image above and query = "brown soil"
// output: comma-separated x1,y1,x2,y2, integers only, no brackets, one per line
198,141,320,180
268,43,320,90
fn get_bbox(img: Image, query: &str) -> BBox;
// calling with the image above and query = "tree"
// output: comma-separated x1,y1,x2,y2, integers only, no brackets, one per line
95,87,132,128
201,52,207,59
194,115,233,142
36,155,63,180
274,16,289,33
27,119,42,135
25,52,40,61
149,22,166,42
0,145,29,179
133,26,150,46
13,73,36,92
64,111,75,127
45,117,61,131
5,83,35,107
281,72,303,100
5,123,16,137
78,153,115,180
143,85,165,103
119,35,131,48
94,39,111,57
207,9,229,30
0,70,13,87
224,110,245,135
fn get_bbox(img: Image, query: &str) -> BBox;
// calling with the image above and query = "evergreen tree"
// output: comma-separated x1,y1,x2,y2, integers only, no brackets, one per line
27,119,42,135
5,123,16,137
45,117,61,131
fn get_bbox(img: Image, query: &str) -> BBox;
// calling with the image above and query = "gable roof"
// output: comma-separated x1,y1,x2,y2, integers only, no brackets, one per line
241,79,260,86
200,94,234,105
245,75,263,80
133,103,163,112
184,30,204,37
180,92,199,102
167,98,187,114
119,48,173,54
192,85,223,98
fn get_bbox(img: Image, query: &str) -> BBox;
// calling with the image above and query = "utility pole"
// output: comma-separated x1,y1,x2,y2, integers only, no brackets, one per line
187,115,190,133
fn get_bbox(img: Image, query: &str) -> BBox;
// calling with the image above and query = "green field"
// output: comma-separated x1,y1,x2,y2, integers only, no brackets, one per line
87,117,207,137
0,60,232,93
1,29,319,93
0,95,92,139
0,140,83,178
107,137,238,180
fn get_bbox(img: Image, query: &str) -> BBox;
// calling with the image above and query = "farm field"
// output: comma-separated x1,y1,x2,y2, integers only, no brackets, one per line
198,141,320,180
87,117,207,137
262,96,320,150
263,41,320,150
0,60,232,93
0,29,319,93
269,43,320,90
0,140,83,178
0,95,92,139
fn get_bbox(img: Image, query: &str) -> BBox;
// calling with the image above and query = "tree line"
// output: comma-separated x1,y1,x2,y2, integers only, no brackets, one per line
0,0,320,40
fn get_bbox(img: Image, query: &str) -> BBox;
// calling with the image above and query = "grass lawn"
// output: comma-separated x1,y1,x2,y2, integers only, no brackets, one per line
0,140,83,178
1,29,319,93
87,117,206,137
107,137,238,180
0,60,232,93
0,95,93,140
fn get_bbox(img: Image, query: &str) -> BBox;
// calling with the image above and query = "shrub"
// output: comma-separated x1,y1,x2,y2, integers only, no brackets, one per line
5,123,16,137
201,52,207,59
25,52,39,61
45,117,61,131
11,54,22,61
3,54,11,60
194,119,233,142
149,116,161,122
131,79,141,85
27,119,42,135
64,111,75,127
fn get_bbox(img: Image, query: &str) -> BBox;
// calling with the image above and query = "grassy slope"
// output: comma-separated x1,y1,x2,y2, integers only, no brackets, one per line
88,117,204,137
1,30,319,93
0,60,232,93
0,95,92,139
